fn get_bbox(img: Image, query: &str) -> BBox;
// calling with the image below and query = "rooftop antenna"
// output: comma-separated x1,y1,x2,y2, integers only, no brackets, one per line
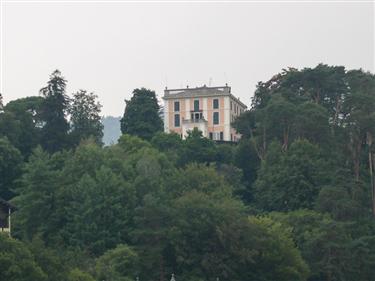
209,77,213,87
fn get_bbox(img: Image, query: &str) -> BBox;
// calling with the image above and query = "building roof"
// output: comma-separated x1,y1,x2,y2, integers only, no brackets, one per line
0,198,17,212
163,85,247,109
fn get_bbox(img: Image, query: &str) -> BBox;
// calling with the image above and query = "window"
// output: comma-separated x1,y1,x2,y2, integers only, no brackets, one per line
209,132,213,140
174,114,180,127
212,132,223,141
213,112,219,125
174,101,180,112
230,101,232,110
194,100,199,111
213,99,219,109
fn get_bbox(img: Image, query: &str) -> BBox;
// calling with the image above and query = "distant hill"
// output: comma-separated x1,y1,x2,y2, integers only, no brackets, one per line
102,116,121,145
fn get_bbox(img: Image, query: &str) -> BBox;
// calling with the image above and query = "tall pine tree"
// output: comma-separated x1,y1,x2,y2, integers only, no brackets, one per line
40,70,70,153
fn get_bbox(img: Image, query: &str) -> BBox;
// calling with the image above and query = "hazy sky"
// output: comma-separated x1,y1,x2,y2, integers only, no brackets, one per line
1,1,374,116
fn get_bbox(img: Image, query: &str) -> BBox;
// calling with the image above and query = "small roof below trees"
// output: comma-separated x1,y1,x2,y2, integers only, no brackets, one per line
0,198,17,212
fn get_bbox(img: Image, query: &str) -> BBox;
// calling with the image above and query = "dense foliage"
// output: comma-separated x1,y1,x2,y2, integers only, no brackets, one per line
1,64,375,281
120,88,163,141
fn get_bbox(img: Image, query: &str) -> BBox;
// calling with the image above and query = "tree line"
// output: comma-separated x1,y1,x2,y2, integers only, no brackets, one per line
1,64,375,281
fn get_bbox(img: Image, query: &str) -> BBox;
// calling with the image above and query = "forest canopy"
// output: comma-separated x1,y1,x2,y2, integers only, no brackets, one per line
1,64,375,281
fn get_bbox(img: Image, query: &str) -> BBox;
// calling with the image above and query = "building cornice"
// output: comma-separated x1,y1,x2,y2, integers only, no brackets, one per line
163,85,247,109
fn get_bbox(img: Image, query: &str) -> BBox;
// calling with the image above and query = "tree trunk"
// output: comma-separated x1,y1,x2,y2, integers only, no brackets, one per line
348,134,362,200
332,95,341,132
263,126,267,156
282,124,289,151
249,126,264,161
314,88,321,104
350,135,361,182
367,132,375,217
354,141,361,182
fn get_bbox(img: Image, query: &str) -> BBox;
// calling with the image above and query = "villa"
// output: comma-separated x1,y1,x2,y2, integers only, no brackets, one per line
162,84,247,142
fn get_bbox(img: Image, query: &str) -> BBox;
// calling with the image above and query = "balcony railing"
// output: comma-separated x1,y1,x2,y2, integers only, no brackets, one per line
182,118,207,124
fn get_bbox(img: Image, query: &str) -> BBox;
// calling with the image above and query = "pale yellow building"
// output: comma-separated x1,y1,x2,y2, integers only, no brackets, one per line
163,85,247,142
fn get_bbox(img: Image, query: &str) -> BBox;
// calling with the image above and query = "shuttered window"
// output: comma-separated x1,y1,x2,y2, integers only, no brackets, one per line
174,114,180,127
174,101,180,112
194,100,199,111
213,99,219,109
213,112,219,125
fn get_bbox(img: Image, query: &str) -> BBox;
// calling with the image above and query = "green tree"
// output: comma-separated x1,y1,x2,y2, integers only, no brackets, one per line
131,193,172,281
12,147,63,240
27,235,70,281
263,94,297,150
151,132,183,163
95,244,139,281
67,269,95,281
0,234,47,281
315,175,367,221
118,134,152,155
178,128,217,166
249,216,309,281
343,70,375,215
168,190,253,281
0,137,23,200
69,90,103,146
233,139,260,203
251,64,347,121
347,235,375,281
294,102,330,146
0,111,23,153
2,96,44,157
254,140,329,211
40,70,70,153
64,167,136,256
120,88,163,140
272,210,375,281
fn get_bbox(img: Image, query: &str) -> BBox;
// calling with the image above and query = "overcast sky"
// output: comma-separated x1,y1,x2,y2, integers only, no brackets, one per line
1,1,374,116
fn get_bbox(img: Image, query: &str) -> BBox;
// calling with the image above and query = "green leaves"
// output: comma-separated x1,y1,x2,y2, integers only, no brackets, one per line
39,70,70,153
120,88,163,141
69,90,104,146
0,234,47,281
254,140,328,212
95,244,139,281
0,137,23,200
4,65,375,281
